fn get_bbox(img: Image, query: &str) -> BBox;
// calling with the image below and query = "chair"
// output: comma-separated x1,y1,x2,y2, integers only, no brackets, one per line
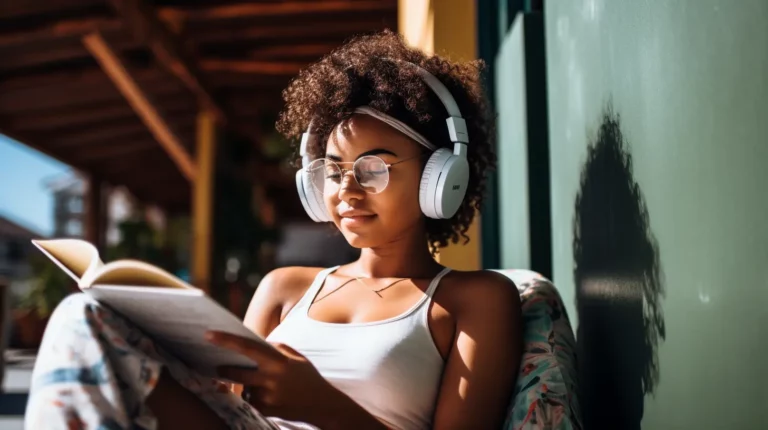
494,269,582,430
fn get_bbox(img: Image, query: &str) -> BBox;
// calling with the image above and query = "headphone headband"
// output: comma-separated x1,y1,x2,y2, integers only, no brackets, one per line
410,66,462,118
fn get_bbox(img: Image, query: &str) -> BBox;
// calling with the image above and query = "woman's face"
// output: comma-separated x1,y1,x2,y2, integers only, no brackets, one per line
322,114,425,249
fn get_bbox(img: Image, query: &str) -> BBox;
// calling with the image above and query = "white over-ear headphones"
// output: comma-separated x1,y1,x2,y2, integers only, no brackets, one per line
295,63,470,222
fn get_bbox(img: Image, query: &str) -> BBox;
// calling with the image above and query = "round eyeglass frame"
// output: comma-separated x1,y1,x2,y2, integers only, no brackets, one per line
306,154,424,195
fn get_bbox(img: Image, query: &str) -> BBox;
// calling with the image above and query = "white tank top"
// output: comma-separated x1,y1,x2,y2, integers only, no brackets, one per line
265,266,451,430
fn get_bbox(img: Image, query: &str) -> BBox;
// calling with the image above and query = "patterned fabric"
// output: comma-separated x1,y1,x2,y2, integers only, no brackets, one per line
25,293,278,430
495,270,582,430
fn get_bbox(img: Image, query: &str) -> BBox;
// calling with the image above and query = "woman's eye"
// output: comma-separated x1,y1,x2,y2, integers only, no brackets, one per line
326,173,342,182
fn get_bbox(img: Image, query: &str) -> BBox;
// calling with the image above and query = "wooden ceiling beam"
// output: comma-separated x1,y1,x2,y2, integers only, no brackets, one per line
0,0,106,20
107,0,228,124
199,59,304,76
53,124,149,148
225,92,284,110
100,151,186,177
192,20,388,44
0,16,121,48
0,65,163,92
158,1,395,21
0,35,139,72
7,96,195,132
0,72,186,115
83,32,196,181
206,73,290,90
75,140,157,163
49,115,195,149
0,45,91,72
245,43,337,60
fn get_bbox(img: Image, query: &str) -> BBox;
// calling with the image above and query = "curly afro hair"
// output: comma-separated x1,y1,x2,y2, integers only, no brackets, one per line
276,30,496,253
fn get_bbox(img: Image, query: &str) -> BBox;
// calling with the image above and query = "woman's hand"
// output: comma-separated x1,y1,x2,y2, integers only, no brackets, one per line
205,331,333,423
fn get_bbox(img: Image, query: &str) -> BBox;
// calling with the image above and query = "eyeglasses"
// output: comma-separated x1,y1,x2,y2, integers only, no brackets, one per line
306,154,421,195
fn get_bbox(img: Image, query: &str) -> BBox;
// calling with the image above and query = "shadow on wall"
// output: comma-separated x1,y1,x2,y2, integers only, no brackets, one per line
572,106,666,430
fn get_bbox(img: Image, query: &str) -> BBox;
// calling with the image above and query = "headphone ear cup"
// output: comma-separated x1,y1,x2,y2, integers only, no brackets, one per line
419,149,453,219
296,169,331,222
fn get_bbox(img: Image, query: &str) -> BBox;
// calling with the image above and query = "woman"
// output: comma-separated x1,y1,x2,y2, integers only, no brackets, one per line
26,31,522,430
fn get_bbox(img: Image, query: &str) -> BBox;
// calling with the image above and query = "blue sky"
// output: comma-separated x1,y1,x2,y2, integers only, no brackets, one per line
0,134,70,236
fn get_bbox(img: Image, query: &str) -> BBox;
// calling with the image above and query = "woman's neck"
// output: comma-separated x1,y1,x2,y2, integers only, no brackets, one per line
350,227,444,279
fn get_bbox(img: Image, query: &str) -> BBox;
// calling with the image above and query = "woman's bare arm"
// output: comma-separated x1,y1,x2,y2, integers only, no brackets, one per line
431,271,523,429
233,267,320,395
242,267,312,337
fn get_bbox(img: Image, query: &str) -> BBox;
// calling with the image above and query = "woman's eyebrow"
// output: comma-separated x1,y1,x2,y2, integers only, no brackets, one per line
325,148,398,161
357,148,397,159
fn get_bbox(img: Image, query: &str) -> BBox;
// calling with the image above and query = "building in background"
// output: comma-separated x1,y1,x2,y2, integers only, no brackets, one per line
44,172,137,246
0,214,42,304
44,174,85,239
0,215,40,283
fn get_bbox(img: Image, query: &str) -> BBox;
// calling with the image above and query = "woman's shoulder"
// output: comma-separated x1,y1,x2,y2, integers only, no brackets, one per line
259,266,329,299
439,269,522,316
244,266,331,335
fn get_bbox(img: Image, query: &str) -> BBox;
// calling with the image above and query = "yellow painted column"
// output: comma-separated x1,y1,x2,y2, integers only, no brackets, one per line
399,0,482,271
192,110,216,292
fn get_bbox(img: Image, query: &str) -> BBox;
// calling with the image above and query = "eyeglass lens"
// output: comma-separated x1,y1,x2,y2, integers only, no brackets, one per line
307,155,390,195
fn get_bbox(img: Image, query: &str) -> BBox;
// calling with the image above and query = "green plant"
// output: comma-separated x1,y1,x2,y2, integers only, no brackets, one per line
20,254,74,319
105,217,180,273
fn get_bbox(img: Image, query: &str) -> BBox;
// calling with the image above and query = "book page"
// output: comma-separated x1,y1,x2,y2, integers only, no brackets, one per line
84,285,271,377
32,239,102,284
84,260,193,289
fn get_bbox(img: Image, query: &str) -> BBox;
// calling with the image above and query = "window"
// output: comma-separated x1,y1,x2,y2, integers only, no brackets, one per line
66,219,83,237
6,240,23,263
68,197,83,213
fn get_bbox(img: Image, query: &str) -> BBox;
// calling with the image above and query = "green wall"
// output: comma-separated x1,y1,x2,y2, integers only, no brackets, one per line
496,15,531,271
544,0,768,428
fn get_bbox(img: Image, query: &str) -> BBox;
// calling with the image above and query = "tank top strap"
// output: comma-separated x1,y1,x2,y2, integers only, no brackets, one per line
424,267,452,298
291,266,340,314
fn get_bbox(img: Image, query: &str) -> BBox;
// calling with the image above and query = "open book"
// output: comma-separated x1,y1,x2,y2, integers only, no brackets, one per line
33,238,270,378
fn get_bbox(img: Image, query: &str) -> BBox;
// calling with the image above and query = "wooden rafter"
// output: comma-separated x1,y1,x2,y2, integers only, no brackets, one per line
158,1,395,21
0,66,186,114
7,97,195,132
199,59,304,75
100,151,182,175
51,123,150,148
0,17,120,48
0,0,106,20
76,141,156,163
0,36,139,72
246,43,337,60
107,0,228,124
0,65,163,92
192,20,388,44
82,32,196,181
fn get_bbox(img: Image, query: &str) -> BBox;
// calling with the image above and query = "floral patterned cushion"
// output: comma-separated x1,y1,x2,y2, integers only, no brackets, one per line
494,269,582,430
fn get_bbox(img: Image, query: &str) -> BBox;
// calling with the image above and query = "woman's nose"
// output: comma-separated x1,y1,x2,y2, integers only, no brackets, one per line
337,170,366,202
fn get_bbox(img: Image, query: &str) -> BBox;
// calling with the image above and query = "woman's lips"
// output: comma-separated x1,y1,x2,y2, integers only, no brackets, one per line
340,214,377,227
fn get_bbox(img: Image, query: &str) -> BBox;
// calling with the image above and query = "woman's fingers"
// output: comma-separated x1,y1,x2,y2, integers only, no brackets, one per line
216,366,269,387
270,342,302,359
206,331,285,368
